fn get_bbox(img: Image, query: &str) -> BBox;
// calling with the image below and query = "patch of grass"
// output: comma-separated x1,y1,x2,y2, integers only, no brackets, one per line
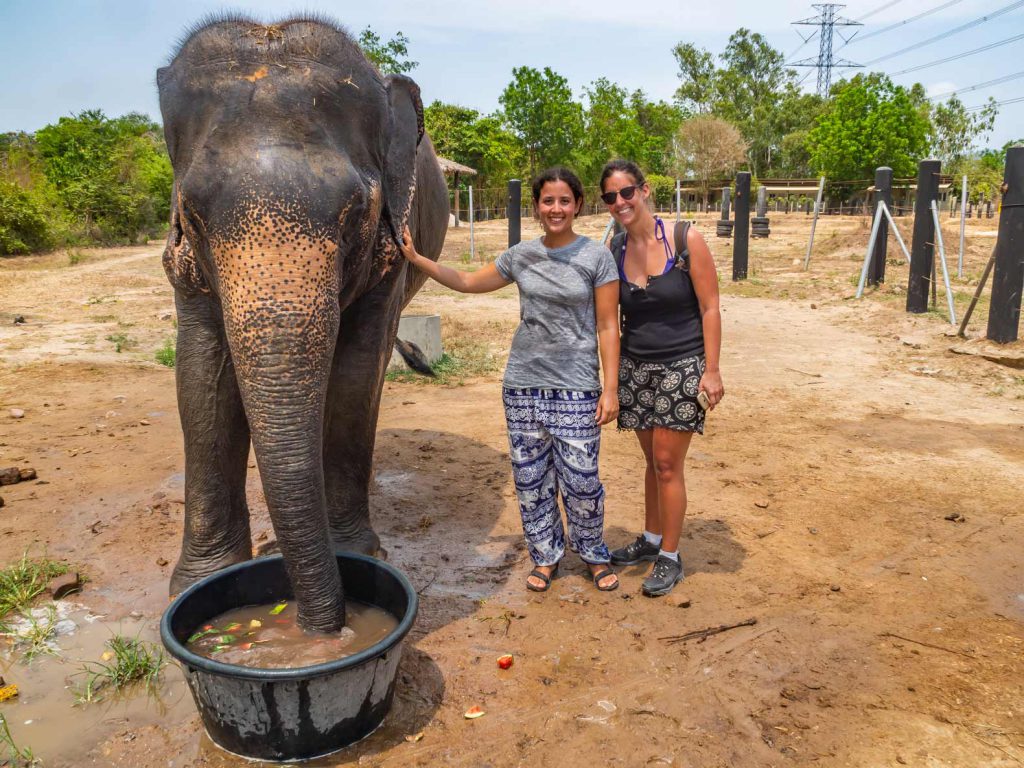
0,553,68,628
67,249,85,266
11,605,60,663
155,339,176,368
74,635,165,704
105,332,136,353
0,713,37,767
386,345,499,386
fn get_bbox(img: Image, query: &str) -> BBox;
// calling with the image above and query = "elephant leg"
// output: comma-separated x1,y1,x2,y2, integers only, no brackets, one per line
170,290,253,594
323,274,405,556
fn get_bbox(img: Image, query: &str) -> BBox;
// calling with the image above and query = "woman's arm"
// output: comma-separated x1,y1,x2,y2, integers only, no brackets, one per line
594,280,621,426
401,226,512,294
687,227,724,408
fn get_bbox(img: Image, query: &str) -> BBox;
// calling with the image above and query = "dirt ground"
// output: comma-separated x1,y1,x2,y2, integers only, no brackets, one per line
0,209,1021,767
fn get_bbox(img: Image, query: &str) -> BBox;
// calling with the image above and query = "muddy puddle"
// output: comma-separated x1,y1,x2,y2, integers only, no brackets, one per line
0,603,193,765
186,599,398,668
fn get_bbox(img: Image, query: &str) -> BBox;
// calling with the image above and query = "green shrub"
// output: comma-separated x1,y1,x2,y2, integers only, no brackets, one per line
646,174,677,208
155,339,175,368
0,181,52,254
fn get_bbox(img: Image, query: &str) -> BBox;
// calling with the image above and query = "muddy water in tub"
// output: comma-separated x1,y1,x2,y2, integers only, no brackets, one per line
186,600,398,668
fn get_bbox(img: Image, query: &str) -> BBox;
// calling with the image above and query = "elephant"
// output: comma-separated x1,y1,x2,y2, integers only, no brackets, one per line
157,15,448,632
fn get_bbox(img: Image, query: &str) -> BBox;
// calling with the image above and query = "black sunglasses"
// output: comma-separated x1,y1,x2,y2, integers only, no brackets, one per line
600,185,643,205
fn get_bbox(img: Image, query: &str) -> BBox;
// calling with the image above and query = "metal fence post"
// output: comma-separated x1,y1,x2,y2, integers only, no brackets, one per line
469,185,475,261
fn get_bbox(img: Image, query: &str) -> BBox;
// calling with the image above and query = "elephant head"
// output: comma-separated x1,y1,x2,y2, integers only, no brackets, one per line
158,17,432,632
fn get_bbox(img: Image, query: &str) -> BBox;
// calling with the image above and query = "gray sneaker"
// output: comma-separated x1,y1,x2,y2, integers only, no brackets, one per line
610,534,660,566
642,555,684,597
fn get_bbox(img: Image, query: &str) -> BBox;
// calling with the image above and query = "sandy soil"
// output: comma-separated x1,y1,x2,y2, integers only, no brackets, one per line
0,210,1021,767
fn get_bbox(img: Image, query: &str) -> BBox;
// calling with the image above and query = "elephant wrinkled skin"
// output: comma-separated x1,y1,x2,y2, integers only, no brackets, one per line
158,15,448,632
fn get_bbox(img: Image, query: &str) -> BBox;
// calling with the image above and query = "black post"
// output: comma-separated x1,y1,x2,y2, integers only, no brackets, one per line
508,179,521,248
869,167,893,286
907,159,941,313
733,172,751,281
987,146,1024,343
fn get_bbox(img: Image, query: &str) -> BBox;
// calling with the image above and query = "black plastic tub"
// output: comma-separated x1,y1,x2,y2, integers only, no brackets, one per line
160,553,418,762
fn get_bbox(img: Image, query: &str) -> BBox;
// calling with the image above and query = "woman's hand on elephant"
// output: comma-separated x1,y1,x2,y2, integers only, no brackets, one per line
698,369,724,410
400,226,419,264
595,390,619,426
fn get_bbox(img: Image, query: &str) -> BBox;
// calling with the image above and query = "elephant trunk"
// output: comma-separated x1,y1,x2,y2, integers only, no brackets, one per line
217,229,346,633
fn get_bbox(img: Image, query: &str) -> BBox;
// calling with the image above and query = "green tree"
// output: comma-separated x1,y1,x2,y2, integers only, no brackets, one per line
672,43,716,114
499,66,583,176
575,80,683,183
357,28,417,75
33,110,172,242
423,101,525,186
929,95,998,168
672,29,799,176
806,73,930,181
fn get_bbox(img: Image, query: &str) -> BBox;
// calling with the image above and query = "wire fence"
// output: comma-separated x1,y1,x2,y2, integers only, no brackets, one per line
445,181,998,224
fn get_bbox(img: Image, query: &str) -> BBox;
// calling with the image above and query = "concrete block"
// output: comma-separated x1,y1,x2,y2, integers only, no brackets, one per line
388,314,443,371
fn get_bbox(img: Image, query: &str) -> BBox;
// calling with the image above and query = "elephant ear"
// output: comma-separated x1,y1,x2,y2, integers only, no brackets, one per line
376,74,424,272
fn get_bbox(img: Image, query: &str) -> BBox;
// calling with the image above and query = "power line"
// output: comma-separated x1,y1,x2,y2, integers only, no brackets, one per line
890,32,1024,75
965,94,1024,111
929,70,1024,100
862,0,1024,65
845,0,967,45
856,0,911,22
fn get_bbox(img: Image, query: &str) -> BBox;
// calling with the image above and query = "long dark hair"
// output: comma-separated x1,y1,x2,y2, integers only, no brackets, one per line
531,166,585,213
600,159,646,191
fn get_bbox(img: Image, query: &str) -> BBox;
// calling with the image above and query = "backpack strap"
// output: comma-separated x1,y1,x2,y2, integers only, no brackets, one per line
609,231,627,281
673,220,691,270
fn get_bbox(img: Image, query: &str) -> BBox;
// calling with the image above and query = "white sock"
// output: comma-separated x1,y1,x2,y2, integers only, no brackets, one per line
659,550,679,562
643,531,663,546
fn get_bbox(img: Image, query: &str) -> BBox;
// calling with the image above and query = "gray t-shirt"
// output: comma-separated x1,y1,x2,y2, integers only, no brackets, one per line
494,235,618,390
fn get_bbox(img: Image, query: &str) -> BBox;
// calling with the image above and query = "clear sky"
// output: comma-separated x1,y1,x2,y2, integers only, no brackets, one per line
1,0,1021,153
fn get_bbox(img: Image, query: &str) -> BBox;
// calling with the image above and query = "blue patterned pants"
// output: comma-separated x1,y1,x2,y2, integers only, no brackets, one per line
503,388,611,566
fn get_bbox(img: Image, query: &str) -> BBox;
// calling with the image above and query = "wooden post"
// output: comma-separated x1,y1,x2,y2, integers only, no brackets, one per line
508,179,521,248
907,159,941,314
869,167,893,286
986,146,1024,343
733,172,751,281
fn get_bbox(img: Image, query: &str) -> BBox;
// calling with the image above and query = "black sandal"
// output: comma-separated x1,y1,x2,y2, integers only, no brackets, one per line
526,563,559,592
590,567,619,592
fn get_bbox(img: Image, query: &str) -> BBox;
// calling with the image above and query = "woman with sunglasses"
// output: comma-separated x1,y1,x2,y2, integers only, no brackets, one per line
599,159,724,597
400,166,621,592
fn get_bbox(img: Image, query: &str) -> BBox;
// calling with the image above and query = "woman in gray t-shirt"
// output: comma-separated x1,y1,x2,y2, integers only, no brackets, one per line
400,167,621,592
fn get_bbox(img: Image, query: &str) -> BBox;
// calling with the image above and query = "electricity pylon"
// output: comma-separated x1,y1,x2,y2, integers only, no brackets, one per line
790,4,863,96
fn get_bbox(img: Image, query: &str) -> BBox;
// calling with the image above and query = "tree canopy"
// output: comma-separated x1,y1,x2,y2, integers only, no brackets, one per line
806,73,931,181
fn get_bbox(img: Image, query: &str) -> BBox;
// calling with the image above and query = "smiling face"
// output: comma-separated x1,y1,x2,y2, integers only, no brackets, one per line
602,171,650,228
535,180,581,237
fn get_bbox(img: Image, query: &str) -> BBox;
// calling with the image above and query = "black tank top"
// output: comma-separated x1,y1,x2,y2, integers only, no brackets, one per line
612,219,705,362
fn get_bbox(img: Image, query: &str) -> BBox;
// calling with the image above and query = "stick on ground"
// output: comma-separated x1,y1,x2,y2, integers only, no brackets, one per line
659,618,757,644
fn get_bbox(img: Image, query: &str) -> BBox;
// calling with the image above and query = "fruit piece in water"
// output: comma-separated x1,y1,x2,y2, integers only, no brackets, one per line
464,705,485,719
497,654,514,670
269,603,288,615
